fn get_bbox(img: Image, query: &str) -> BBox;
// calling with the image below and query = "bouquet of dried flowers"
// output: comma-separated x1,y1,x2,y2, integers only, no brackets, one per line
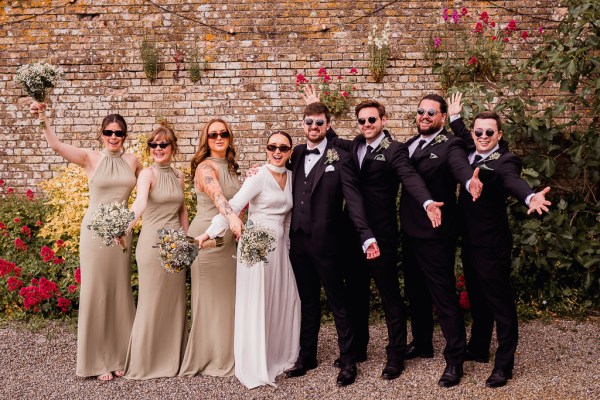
154,228,207,273
87,201,135,253
238,220,276,267
14,62,63,102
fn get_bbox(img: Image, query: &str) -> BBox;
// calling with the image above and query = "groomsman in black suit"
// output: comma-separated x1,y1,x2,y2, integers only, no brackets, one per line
284,102,375,387
448,97,551,388
323,99,450,381
402,94,483,387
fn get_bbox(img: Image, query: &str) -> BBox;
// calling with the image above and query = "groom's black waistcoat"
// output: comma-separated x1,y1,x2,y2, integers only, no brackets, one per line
291,154,318,234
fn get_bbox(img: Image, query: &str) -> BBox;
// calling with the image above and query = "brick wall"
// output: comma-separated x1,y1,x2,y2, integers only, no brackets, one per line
0,0,559,191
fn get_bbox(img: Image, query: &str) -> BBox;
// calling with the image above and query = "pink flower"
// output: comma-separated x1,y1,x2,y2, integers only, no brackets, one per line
538,27,544,34
68,285,78,293
461,7,468,16
35,220,43,227
468,56,479,65
349,67,358,74
7,277,23,291
75,268,81,284
521,31,529,41
459,291,470,310
434,37,441,48
40,246,55,262
13,218,21,224
26,189,34,200
474,22,484,34
20,225,31,238
317,67,328,77
14,238,27,251
451,9,459,24
442,8,449,21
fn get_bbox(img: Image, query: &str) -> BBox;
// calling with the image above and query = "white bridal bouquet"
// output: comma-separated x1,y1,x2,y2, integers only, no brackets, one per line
87,201,135,253
154,228,223,273
14,62,63,127
238,220,276,267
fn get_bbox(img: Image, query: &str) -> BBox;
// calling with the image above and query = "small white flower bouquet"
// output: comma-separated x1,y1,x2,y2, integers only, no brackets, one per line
87,201,135,253
238,220,276,267
14,62,63,128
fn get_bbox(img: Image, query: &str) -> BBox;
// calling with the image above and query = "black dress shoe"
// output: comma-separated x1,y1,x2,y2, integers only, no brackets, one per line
405,342,434,360
485,368,513,388
381,360,404,380
333,352,367,368
464,350,489,363
284,359,318,378
336,363,357,387
438,363,463,388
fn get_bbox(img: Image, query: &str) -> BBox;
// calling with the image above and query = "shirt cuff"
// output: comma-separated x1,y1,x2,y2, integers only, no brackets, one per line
449,115,461,122
465,179,471,192
423,199,433,211
362,238,377,253
525,193,535,206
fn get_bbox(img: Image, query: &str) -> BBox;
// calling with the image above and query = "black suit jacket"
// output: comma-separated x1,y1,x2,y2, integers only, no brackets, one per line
328,130,432,246
289,141,373,254
450,118,534,247
401,128,473,240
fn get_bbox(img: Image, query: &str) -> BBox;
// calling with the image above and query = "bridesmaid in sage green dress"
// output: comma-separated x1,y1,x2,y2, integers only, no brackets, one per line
179,118,242,377
124,123,189,379
30,102,141,381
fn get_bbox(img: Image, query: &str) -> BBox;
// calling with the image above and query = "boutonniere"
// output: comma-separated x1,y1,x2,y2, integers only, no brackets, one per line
324,148,339,164
377,137,391,151
487,152,501,161
374,154,386,161
433,134,448,145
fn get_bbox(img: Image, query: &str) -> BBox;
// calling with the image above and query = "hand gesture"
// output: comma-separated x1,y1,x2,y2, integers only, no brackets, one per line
469,167,483,201
426,201,444,228
246,163,260,177
228,214,244,239
301,84,321,105
366,242,381,260
447,92,463,117
528,186,551,215
30,101,46,121
195,233,210,247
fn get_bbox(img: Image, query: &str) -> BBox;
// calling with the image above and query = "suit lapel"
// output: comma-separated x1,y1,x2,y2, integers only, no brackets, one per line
311,146,328,193
291,145,306,186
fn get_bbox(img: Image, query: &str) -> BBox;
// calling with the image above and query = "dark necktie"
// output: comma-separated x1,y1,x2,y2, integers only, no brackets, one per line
471,154,483,166
304,148,320,155
412,139,427,157
366,145,373,153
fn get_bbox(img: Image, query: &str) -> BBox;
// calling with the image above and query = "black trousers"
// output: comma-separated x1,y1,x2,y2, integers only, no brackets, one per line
462,241,518,371
343,239,407,362
403,235,466,365
289,229,355,364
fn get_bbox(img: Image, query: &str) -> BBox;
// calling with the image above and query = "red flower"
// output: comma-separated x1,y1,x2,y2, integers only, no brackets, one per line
20,286,44,310
26,189,34,200
317,67,328,77
490,21,496,28
323,75,332,83
75,268,81,284
468,56,479,65
7,277,23,291
13,267,21,277
337,75,343,80
68,285,78,293
521,31,529,41
38,277,58,299
0,222,6,230
53,257,64,265
7,187,14,194
341,91,349,98
35,220,43,227
538,27,544,34
491,36,497,41
505,20,517,32
324,91,329,95
459,291,470,310
13,218,21,224
503,37,509,43
295,73,309,84
31,278,38,285
479,11,489,24
0,259,16,277
442,8,449,21
56,239,65,248
20,225,31,238
474,22,484,34
456,274,466,290
461,7,468,16
57,297,72,312
0,179,4,186
14,238,28,251
349,67,358,74
40,245,55,262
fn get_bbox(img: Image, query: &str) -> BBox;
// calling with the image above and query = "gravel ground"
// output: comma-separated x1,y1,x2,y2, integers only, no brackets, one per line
1,318,599,400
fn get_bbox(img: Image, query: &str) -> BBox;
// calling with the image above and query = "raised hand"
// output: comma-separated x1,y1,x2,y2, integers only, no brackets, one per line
447,92,463,117
426,201,445,228
301,84,321,105
366,242,381,260
469,167,483,201
29,101,47,122
246,163,260,177
528,186,551,215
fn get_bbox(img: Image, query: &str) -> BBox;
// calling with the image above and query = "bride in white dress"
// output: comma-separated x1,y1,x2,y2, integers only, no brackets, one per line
197,131,301,389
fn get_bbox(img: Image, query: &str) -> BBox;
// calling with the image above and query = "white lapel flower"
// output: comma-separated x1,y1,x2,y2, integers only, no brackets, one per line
487,152,501,161
325,148,340,164
378,137,391,151
433,134,448,145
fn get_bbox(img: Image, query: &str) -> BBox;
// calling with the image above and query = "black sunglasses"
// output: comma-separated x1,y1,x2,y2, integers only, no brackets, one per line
102,130,126,138
148,142,171,149
207,131,230,140
357,116,378,125
266,144,292,153
416,108,439,117
304,118,325,127
474,129,496,137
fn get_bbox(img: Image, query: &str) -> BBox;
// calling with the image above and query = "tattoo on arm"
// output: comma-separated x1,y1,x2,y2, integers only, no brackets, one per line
196,163,235,217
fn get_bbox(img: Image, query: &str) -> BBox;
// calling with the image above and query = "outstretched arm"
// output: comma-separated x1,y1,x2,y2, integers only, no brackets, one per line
528,187,551,215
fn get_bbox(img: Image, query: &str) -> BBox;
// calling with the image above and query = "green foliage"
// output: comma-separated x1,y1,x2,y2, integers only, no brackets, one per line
436,0,600,316
188,48,208,84
140,37,162,82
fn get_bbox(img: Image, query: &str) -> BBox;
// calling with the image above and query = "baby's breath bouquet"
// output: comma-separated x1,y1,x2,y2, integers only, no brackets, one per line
154,228,223,273
14,62,63,102
87,201,135,253
238,220,276,267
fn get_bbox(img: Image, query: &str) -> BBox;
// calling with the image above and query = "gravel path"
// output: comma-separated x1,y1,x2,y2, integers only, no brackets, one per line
1,318,599,399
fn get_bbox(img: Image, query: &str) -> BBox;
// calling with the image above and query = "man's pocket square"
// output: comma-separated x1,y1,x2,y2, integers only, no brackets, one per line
325,165,335,172
429,153,438,159
374,154,386,161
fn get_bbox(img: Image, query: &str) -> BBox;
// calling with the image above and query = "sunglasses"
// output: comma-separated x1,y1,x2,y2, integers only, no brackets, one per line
102,130,126,138
266,144,292,153
207,131,230,140
416,108,439,117
474,129,496,137
148,142,171,149
357,116,378,125
304,118,325,127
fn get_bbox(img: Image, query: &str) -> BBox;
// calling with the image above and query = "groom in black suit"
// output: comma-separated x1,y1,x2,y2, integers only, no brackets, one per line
285,102,374,387
449,104,551,388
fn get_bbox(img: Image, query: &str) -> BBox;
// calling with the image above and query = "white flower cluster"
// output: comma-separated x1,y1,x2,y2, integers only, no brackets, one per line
154,228,201,273
14,62,63,102
87,201,135,248
239,220,276,267
368,20,391,50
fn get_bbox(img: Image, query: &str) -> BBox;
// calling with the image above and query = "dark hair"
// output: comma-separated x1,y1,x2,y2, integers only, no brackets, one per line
473,111,502,131
190,118,240,180
420,94,448,114
303,102,331,123
97,114,127,145
146,123,178,157
268,130,293,147
355,100,386,118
